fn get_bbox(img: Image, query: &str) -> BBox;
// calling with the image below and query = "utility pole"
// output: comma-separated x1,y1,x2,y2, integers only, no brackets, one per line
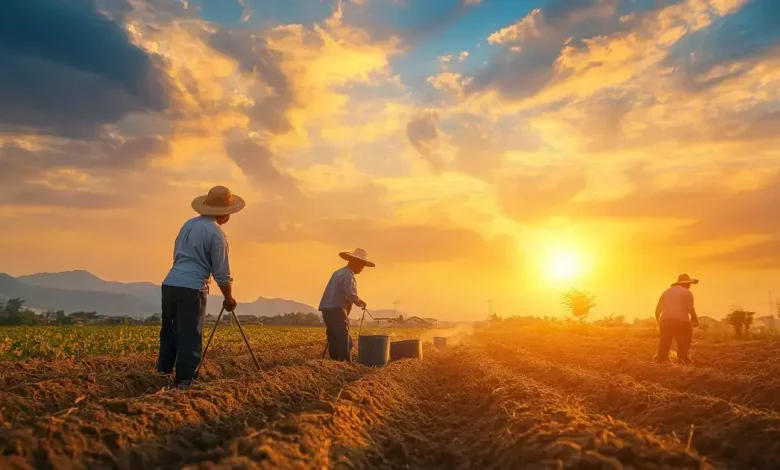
487,299,493,319
393,301,401,315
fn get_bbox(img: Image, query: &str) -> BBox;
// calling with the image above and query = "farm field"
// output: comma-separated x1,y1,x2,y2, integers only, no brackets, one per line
1,324,778,468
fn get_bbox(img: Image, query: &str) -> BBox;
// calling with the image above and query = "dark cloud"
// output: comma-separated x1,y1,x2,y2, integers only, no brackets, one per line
406,112,443,170
224,138,300,196
0,135,168,179
663,0,780,90
0,0,171,139
210,28,295,134
467,0,682,100
2,185,132,210
700,239,780,270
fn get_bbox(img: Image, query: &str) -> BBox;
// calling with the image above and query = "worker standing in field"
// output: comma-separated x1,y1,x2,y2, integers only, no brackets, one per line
158,185,245,389
318,248,374,361
654,274,700,364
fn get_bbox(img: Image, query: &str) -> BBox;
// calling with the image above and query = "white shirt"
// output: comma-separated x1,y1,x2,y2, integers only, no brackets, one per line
656,285,695,322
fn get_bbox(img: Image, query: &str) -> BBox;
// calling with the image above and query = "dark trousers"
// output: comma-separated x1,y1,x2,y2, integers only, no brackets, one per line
321,308,353,361
158,285,207,382
657,319,693,363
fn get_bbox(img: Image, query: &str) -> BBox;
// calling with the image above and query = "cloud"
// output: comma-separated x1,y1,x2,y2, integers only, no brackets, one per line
497,165,589,222
663,0,780,90
701,239,780,269
406,111,443,170
224,136,301,196
0,0,171,139
469,0,685,101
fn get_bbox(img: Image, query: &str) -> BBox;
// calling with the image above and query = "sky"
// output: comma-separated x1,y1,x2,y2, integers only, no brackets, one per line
1,0,779,321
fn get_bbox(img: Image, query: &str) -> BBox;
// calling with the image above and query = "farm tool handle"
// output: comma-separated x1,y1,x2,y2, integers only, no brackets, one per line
231,308,261,370
196,308,261,378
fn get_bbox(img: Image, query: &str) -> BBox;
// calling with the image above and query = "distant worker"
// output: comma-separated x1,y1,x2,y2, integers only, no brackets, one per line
158,186,245,388
654,273,699,364
318,248,374,361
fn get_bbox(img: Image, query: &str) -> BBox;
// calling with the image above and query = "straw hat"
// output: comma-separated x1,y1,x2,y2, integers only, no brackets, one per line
339,248,375,267
191,186,246,216
671,273,699,287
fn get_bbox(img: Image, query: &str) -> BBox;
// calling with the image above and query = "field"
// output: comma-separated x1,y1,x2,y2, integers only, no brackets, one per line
1,324,780,469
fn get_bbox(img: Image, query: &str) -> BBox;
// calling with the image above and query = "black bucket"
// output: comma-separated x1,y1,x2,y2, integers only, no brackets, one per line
357,335,390,367
390,339,423,361
433,337,447,349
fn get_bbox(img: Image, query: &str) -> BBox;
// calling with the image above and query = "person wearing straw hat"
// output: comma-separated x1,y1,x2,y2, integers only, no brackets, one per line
654,273,700,364
318,248,375,361
157,185,245,388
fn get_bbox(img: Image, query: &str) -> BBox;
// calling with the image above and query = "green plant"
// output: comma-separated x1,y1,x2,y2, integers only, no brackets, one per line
726,308,755,337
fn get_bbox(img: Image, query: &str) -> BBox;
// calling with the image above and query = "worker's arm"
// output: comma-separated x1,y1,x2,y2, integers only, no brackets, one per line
687,291,699,326
655,296,663,323
343,273,365,309
211,230,237,311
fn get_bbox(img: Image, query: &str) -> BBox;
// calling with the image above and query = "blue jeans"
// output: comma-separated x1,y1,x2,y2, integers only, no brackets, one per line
158,285,207,382
321,308,353,361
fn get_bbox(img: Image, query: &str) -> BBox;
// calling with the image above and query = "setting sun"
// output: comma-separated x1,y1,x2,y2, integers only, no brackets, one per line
549,251,582,281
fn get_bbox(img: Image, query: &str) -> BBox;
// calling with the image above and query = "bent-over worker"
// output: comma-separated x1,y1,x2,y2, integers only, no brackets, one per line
318,248,374,361
158,185,245,388
654,273,699,364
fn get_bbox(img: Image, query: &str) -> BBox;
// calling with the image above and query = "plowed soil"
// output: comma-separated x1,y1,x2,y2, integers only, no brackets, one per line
3,324,778,469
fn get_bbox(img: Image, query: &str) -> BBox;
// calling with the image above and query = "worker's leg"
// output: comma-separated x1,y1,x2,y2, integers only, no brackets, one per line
322,310,339,360
157,285,177,374
174,287,207,383
655,321,674,363
676,320,694,364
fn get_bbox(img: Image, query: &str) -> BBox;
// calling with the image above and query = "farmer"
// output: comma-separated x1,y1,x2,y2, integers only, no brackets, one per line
318,248,374,361
157,185,245,388
654,273,700,364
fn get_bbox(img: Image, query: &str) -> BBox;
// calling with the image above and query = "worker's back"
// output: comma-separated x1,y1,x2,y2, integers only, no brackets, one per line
659,285,694,322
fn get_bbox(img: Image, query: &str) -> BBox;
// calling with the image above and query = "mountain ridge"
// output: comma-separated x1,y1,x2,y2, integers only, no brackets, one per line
3,271,318,317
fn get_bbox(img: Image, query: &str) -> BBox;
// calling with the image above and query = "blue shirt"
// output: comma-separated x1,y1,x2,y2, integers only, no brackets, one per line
318,266,361,311
163,216,232,290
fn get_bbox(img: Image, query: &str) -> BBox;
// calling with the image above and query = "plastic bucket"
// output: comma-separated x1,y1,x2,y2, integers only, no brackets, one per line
357,335,390,367
390,339,423,361
433,337,447,349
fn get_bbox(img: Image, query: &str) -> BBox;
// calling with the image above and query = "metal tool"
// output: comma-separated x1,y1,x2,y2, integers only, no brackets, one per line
196,307,261,378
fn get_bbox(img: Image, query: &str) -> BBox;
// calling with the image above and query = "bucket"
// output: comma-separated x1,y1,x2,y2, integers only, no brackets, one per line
433,337,447,349
389,339,423,361
357,335,390,367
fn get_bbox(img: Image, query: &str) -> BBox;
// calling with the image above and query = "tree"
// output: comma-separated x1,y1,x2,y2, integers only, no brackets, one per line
776,298,780,319
560,288,596,325
726,308,755,337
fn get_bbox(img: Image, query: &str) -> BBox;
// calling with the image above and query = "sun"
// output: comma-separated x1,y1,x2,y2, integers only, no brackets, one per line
548,251,584,281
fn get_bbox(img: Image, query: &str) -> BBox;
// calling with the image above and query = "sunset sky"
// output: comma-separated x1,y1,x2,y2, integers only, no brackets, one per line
1,0,779,321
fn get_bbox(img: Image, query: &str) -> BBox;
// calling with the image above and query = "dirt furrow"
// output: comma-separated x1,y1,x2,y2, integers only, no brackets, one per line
0,360,371,469
354,346,705,469
194,346,706,469
478,332,780,410
0,343,323,425
480,341,780,468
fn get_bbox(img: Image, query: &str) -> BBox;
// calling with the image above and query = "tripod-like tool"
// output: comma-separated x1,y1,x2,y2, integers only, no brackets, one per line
196,308,261,378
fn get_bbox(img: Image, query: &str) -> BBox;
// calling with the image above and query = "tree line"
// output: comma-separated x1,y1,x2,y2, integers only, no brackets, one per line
0,298,324,327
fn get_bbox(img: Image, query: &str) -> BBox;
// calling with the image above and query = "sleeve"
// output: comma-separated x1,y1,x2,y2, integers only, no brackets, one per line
655,294,663,322
210,229,233,286
342,273,361,304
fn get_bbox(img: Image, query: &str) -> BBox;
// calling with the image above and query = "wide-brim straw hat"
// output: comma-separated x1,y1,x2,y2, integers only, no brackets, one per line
671,273,699,287
191,185,246,216
339,248,375,267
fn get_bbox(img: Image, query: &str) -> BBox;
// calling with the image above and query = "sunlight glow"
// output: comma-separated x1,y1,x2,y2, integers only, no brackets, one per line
549,251,582,281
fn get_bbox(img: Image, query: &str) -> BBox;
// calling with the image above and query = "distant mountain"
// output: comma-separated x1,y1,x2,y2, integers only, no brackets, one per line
6,270,317,317
0,273,158,317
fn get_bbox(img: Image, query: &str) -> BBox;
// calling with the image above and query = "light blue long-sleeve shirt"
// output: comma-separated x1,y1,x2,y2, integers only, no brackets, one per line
318,266,361,311
162,216,232,291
